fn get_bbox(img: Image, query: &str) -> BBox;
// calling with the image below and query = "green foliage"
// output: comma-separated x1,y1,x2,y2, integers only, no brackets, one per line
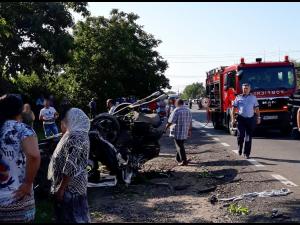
0,17,12,39
294,61,300,89
0,5,169,113
228,203,249,215
67,9,170,111
181,82,205,99
11,73,47,104
0,2,89,78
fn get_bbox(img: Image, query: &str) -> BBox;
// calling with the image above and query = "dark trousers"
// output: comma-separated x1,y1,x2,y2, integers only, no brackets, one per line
174,139,187,162
237,115,256,156
90,109,97,119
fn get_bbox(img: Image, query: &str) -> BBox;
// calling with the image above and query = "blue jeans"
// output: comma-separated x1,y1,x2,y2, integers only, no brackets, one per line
43,123,59,137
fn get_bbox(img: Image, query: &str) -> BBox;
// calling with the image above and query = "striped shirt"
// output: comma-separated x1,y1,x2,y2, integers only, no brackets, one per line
168,106,192,140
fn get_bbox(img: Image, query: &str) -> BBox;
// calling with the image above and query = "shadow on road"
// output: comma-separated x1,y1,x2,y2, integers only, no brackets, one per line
251,156,300,164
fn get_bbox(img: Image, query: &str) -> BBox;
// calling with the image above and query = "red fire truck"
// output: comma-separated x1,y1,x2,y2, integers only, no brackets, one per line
205,56,297,135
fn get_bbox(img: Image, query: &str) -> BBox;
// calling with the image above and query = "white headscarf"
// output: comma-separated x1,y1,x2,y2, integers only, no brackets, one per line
64,108,90,133
47,108,90,181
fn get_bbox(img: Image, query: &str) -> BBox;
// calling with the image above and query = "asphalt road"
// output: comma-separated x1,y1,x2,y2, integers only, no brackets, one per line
190,104,300,191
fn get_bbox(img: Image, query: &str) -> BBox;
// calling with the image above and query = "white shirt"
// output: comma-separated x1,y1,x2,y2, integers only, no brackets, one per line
108,105,116,114
40,107,57,124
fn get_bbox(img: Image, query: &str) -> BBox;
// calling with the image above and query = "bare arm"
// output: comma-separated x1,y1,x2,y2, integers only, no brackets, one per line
297,108,300,130
255,107,261,124
165,122,172,130
14,136,40,199
188,121,192,137
54,112,59,119
31,111,35,121
231,106,236,123
255,107,260,117
55,175,71,201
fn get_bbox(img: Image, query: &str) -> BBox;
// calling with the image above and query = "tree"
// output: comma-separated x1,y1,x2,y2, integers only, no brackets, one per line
67,9,170,111
0,2,90,78
181,82,205,99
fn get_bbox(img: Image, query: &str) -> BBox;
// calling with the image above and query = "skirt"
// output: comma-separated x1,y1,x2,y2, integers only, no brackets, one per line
0,194,35,223
53,191,91,223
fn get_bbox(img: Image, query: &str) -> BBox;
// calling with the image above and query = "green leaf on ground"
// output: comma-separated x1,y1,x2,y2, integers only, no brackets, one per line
228,203,249,215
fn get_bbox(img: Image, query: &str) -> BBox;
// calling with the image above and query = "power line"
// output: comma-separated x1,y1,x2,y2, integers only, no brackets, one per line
162,50,300,58
166,76,206,78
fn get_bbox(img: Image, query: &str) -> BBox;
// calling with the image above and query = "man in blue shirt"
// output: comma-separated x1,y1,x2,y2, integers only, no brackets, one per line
231,83,261,159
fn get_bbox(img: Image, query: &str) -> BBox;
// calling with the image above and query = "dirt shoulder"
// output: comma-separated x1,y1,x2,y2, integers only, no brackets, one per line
88,125,297,223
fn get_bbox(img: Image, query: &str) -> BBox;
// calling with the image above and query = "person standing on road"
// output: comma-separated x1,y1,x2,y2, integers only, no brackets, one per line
39,99,59,138
165,99,192,166
22,103,35,128
89,98,97,119
231,83,261,159
166,98,176,118
189,99,193,109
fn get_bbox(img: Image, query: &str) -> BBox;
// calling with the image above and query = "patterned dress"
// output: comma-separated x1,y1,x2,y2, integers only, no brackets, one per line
47,108,91,223
0,120,36,222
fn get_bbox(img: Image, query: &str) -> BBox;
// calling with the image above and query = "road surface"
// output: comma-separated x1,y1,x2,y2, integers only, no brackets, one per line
191,106,300,190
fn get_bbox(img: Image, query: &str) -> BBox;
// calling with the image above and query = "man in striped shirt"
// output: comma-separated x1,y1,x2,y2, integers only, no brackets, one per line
165,99,192,166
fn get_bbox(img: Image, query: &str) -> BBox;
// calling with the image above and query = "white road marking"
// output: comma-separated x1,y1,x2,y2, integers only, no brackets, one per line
201,130,207,133
232,150,239,154
221,142,230,147
246,159,265,167
192,119,214,129
271,174,298,187
159,153,174,156
205,133,213,137
213,137,220,141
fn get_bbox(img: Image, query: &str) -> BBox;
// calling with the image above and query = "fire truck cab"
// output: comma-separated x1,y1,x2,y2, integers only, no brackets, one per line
206,56,297,135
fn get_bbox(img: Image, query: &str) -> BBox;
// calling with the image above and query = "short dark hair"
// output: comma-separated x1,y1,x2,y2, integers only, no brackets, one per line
0,94,23,130
107,99,114,105
242,83,250,87
177,99,184,105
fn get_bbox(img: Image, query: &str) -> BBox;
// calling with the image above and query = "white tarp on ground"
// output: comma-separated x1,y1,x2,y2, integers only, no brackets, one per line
88,175,117,187
219,188,292,202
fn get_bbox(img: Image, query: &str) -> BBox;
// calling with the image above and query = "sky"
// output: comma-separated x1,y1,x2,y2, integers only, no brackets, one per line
72,2,300,92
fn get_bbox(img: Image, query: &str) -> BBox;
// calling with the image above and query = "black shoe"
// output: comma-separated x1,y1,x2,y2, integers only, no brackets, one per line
244,154,250,159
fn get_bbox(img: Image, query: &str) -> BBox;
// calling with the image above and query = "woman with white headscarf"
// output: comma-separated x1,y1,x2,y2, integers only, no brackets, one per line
48,107,91,223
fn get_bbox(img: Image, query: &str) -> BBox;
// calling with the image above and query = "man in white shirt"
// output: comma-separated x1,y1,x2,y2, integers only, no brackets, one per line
106,99,116,114
39,98,59,138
